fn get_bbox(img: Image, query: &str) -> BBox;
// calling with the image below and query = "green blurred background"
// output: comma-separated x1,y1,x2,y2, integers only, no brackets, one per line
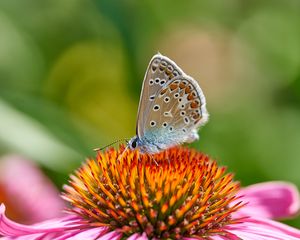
0,0,300,227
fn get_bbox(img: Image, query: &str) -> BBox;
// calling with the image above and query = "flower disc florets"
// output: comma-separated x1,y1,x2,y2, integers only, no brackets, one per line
63,146,244,239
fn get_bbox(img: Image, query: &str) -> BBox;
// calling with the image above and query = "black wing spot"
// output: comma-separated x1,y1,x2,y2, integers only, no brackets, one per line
151,59,159,72
149,95,155,101
167,65,173,72
150,121,156,127
153,105,160,111
173,70,179,77
164,97,170,103
184,117,190,124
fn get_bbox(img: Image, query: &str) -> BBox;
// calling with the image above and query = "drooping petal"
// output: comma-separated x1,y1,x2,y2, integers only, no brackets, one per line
234,182,300,219
225,217,300,240
0,155,65,224
0,204,109,239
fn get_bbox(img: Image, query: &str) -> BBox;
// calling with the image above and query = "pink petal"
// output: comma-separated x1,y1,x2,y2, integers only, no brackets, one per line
96,230,122,240
127,232,148,240
0,155,65,224
225,217,300,240
209,232,240,240
54,227,111,240
234,181,300,219
184,232,240,240
0,204,109,239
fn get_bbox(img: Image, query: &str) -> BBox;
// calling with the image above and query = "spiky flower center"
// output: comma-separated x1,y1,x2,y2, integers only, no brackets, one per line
63,146,244,239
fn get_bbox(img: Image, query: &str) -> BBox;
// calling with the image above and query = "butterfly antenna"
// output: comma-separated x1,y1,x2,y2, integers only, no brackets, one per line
93,138,129,152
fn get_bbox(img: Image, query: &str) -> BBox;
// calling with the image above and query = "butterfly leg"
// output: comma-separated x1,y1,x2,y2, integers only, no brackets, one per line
166,150,170,165
149,155,159,166
116,146,129,162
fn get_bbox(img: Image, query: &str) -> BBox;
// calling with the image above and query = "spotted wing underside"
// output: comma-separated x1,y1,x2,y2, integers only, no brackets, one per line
136,54,183,137
141,76,209,149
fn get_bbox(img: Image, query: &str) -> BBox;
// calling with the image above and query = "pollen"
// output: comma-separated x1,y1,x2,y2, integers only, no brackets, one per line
62,146,245,239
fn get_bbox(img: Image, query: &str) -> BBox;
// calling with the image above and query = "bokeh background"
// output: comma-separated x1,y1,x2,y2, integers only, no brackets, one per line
0,0,300,227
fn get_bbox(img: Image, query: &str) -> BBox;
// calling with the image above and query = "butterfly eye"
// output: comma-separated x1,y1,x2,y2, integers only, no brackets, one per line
131,139,138,149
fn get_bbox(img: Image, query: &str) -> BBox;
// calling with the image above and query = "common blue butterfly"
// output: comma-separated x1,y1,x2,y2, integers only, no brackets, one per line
128,53,208,154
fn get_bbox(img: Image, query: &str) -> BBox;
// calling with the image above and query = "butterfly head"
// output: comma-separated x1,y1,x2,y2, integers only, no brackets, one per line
128,136,141,151
128,135,164,154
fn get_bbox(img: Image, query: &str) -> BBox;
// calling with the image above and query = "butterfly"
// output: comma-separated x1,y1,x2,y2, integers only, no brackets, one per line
128,53,209,154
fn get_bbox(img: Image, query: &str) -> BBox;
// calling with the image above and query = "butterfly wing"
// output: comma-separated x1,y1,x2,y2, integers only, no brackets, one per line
140,75,209,150
136,53,183,137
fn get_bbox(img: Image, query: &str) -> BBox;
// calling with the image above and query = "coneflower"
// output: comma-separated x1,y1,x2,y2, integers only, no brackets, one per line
63,146,243,239
1,146,300,240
